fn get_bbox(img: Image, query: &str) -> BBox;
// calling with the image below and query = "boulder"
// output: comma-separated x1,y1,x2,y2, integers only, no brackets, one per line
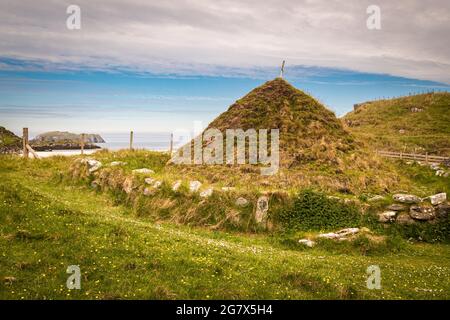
378,211,396,223
235,197,249,207
436,204,450,219
189,181,202,192
396,214,415,225
255,196,269,224
387,204,406,211
172,180,182,191
200,188,213,198
110,161,127,166
298,239,315,247
81,159,102,173
393,194,421,204
132,168,154,175
409,204,435,221
429,193,446,206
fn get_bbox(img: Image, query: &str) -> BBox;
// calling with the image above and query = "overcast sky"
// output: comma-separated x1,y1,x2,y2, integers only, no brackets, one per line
1,0,449,83
0,0,449,137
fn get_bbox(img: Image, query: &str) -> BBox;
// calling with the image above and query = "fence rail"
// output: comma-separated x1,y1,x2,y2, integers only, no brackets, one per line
376,150,449,163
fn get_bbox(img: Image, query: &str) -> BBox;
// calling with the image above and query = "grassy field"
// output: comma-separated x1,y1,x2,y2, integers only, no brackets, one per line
1,155,449,300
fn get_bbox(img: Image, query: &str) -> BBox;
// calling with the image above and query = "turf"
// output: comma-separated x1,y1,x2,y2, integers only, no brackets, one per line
0,156,449,299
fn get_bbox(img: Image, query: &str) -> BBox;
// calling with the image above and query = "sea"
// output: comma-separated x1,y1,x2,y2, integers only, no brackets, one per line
32,131,176,157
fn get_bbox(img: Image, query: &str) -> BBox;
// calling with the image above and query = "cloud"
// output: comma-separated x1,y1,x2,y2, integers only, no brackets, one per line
0,0,449,83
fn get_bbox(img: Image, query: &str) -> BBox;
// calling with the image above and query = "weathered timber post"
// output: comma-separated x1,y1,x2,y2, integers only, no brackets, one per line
425,152,428,164
80,133,85,155
169,133,173,156
23,128,29,159
129,131,134,151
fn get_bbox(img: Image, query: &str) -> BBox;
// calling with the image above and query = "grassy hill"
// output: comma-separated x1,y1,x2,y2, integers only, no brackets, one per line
0,126,21,153
205,78,357,167
343,92,450,156
1,155,449,299
173,78,403,194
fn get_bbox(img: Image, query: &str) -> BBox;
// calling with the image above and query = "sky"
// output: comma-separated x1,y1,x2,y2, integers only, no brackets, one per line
0,0,449,136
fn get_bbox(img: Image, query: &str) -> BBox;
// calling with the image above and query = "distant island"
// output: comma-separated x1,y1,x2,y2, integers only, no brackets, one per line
30,131,105,151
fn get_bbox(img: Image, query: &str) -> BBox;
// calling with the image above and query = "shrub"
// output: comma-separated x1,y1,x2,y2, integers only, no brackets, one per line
277,189,361,232
388,215,450,243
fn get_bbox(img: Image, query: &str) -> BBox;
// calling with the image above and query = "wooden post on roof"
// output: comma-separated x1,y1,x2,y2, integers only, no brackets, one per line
279,60,285,78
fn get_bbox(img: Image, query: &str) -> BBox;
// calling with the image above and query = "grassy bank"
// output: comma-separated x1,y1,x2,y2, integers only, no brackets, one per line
0,155,449,299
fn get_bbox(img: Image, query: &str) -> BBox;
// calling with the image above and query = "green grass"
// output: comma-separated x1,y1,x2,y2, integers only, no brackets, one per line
1,155,450,299
343,92,450,155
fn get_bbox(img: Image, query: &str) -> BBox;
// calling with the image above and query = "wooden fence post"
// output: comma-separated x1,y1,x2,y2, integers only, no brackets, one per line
23,128,29,159
80,133,85,155
169,133,173,156
129,131,134,151
425,152,428,164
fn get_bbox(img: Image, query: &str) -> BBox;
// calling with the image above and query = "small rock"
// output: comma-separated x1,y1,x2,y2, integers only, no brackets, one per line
387,204,406,211
378,211,396,223
368,195,385,202
436,170,445,176
110,161,127,166
81,159,102,173
172,180,182,191
335,228,360,237
122,177,134,194
436,204,450,219
3,276,16,284
428,193,446,206
430,163,440,170
396,214,415,225
153,181,162,188
318,228,360,240
298,239,315,247
143,187,154,196
318,232,339,239
409,204,435,221
393,194,421,204
255,196,269,224
90,181,99,189
189,181,202,192
200,188,213,198
235,197,249,207
132,168,154,174
144,177,155,185
221,187,236,191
